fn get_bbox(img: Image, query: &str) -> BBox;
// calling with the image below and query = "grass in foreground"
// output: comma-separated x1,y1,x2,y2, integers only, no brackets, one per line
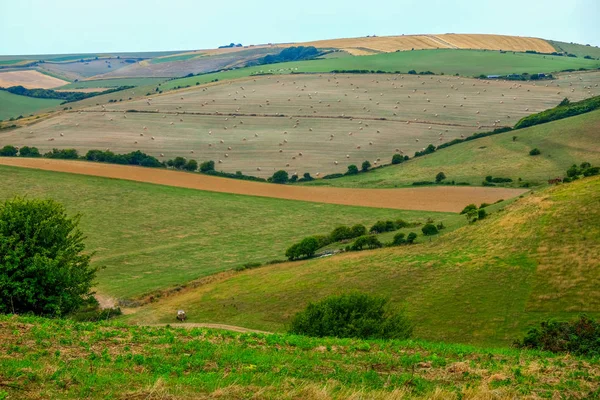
1,315,598,399
0,165,451,300
0,90,63,121
302,110,600,188
126,177,600,347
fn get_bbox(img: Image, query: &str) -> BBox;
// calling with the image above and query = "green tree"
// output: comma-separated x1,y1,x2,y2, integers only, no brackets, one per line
0,198,96,316
421,223,439,236
351,235,382,250
460,204,477,215
391,154,404,165
18,146,41,158
350,224,367,238
289,292,413,339
199,160,215,172
271,170,289,184
361,160,371,172
330,226,353,242
529,148,541,156
183,159,198,171
346,164,359,175
172,157,187,169
392,232,406,245
435,172,446,183
289,174,298,183
406,232,417,244
0,145,18,157
478,209,487,219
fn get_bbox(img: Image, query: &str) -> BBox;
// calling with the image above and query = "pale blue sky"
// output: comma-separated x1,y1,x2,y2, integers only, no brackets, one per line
1,0,598,55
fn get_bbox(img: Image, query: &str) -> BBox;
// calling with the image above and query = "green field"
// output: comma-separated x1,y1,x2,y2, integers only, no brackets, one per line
3,315,597,399
0,166,453,299
127,177,600,346
58,77,168,89
150,53,201,64
302,110,600,188
0,90,63,120
548,40,600,59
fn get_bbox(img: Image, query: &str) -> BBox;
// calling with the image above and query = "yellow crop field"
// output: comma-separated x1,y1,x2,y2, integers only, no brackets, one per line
0,70,69,89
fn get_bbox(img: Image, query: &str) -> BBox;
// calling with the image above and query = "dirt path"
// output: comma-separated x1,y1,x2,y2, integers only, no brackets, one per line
0,158,528,212
147,323,271,334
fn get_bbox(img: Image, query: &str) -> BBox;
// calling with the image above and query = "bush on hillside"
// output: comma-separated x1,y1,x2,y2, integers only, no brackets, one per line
18,146,41,158
435,172,446,183
478,209,487,219
460,204,478,215
406,232,417,244
285,237,320,260
271,170,289,184
514,95,600,129
351,235,382,250
346,164,359,175
0,145,18,156
289,292,413,340
515,315,600,357
421,223,439,236
361,160,371,172
529,148,541,156
199,160,215,172
0,198,96,316
183,159,198,172
391,154,406,165
44,148,79,159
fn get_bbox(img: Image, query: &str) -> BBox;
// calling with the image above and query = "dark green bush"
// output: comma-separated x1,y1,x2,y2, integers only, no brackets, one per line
460,204,478,215
0,145,18,156
406,232,417,244
18,146,41,158
346,164,359,175
478,209,487,219
421,223,439,236
285,237,320,260
361,160,371,172
271,170,289,184
330,226,354,242
200,160,215,172
289,292,413,339
391,154,404,165
435,172,446,183
351,235,382,250
44,148,79,159
529,148,541,156
350,224,367,238
183,159,198,171
515,315,600,357
391,232,406,245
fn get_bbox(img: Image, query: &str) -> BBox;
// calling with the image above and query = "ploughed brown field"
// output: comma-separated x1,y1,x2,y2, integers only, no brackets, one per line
0,157,527,212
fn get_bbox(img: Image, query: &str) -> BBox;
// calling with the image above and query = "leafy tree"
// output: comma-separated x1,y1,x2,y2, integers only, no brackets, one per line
361,160,371,172
478,209,487,219
18,146,41,158
199,160,215,172
172,157,187,169
351,235,382,250
529,148,541,156
0,145,18,157
289,174,298,183
391,154,404,165
435,172,446,183
350,224,367,238
285,237,319,260
289,292,413,339
44,148,79,159
392,232,406,245
460,204,477,215
0,198,96,316
421,223,439,236
183,159,198,172
406,232,417,244
271,170,289,184
330,226,353,242
346,164,359,175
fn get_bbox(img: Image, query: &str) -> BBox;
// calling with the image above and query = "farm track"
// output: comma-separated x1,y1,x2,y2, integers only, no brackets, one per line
0,158,527,212
78,110,499,129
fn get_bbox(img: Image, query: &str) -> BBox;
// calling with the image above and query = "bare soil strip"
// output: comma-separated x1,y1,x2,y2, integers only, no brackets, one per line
0,158,527,212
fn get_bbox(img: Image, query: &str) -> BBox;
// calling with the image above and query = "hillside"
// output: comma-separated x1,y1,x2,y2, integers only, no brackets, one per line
0,90,63,121
3,70,598,178
2,316,598,399
0,164,468,300
303,109,600,188
125,176,600,347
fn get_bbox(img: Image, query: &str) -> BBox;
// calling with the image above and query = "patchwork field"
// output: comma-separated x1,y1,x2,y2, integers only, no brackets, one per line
0,90,63,120
0,165,467,299
58,77,167,89
124,177,600,347
0,69,69,89
304,109,600,188
37,58,134,80
4,71,598,177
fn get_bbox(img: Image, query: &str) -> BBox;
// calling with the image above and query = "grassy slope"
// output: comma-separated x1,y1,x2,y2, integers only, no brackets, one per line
302,110,600,188
58,77,167,89
0,165,452,299
0,90,63,120
149,53,201,64
2,316,599,399
126,177,600,347
548,40,600,59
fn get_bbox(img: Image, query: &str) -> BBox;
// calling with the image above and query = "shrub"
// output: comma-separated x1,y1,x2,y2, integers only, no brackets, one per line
361,160,371,172
44,148,79,159
391,232,406,245
289,174,298,183
435,172,446,183
330,226,353,242
199,160,215,172
0,198,96,316
460,204,477,215
285,237,320,260
421,223,439,236
234,262,262,272
183,159,198,172
313,235,332,248
346,164,359,175
406,232,417,244
18,146,41,158
395,219,409,229
271,170,289,184
350,224,367,238
478,209,487,219
529,148,541,156
391,154,404,165
0,145,18,156
479,203,490,209
351,235,382,250
322,173,344,179
289,292,413,339
515,315,600,357
172,156,187,169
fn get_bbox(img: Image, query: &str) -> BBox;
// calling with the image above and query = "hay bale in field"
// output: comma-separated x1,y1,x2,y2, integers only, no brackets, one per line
151,136,155,140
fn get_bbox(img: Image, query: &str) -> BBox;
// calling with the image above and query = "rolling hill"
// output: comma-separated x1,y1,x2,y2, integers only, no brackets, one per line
303,109,600,188
124,176,600,347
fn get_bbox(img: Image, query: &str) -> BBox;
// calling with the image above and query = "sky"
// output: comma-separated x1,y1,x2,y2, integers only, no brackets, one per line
1,0,599,55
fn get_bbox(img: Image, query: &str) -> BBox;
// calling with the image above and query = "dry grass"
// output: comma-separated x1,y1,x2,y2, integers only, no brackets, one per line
0,70,69,89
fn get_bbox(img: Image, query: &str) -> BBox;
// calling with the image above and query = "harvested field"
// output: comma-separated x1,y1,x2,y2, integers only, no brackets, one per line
4,71,597,177
0,158,526,212
288,33,556,55
0,69,68,89
37,58,133,80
